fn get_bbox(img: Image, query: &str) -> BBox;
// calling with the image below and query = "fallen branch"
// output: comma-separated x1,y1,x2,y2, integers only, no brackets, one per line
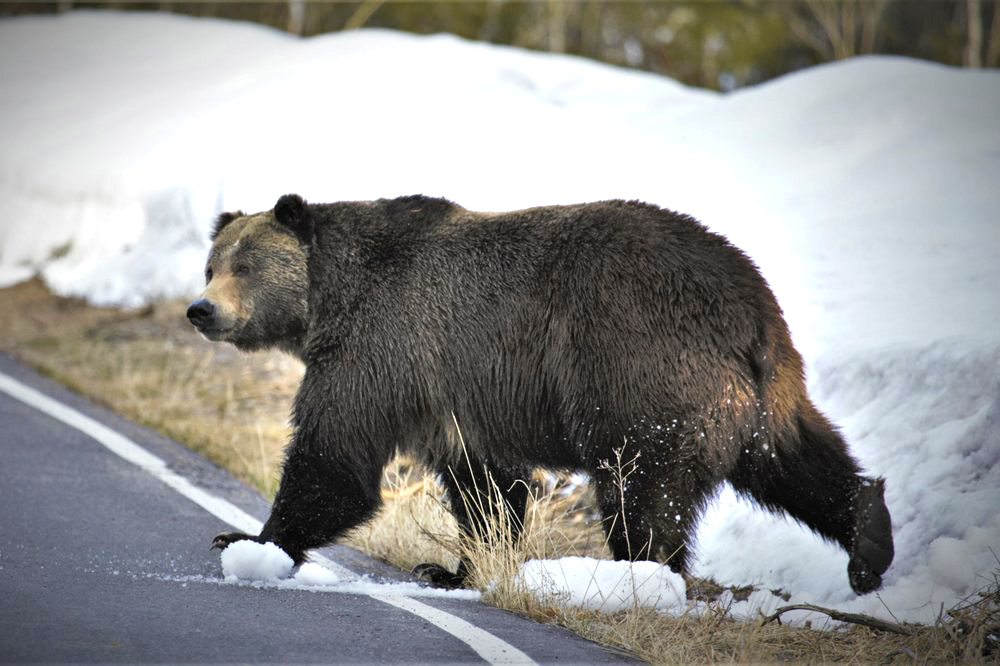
760,603,916,636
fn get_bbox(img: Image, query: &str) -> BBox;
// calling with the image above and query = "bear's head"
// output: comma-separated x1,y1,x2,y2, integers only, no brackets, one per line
187,194,312,357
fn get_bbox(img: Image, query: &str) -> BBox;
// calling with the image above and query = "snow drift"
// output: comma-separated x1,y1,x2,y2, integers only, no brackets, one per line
1,11,998,624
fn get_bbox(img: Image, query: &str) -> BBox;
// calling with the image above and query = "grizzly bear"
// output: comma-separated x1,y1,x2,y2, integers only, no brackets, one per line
188,193,894,595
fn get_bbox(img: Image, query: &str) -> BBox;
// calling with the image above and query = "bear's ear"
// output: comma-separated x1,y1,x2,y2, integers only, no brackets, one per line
274,193,313,245
211,210,244,240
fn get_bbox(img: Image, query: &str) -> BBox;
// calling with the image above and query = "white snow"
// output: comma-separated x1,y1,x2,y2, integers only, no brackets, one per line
2,11,998,625
518,557,686,613
293,561,342,586
216,540,481,600
220,540,294,582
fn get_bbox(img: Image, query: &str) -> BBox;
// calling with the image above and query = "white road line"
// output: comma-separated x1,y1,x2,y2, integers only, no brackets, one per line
0,370,536,666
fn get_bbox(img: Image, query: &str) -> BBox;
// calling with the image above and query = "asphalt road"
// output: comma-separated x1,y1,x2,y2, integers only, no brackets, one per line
0,354,632,664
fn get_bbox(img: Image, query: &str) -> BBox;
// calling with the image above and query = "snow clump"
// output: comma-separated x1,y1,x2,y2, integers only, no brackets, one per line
220,540,294,582
518,557,687,613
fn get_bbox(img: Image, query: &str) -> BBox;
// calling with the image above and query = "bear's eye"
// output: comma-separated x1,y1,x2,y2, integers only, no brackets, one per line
234,264,251,277
205,267,213,283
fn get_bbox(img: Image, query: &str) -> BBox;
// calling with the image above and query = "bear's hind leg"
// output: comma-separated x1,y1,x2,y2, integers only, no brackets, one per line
726,403,893,595
848,476,893,594
594,444,720,575
413,458,530,588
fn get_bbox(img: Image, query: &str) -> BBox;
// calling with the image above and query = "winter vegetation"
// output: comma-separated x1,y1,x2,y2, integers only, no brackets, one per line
5,1,999,90
1,9,998,663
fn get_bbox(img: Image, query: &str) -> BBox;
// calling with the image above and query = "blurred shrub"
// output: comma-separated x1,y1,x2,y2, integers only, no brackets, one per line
3,1,996,89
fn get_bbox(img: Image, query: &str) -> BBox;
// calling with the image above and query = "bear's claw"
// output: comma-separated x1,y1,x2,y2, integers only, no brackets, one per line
412,562,467,589
848,558,883,595
847,478,894,595
211,531,256,551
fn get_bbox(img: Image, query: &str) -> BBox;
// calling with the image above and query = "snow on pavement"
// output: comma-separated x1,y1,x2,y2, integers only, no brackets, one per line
218,540,482,600
1,11,997,624
221,540,295,582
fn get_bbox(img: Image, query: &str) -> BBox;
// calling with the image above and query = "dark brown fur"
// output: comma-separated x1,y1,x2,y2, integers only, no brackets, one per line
189,194,894,595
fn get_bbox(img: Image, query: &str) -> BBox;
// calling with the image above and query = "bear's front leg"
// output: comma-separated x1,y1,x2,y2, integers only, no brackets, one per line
222,446,384,565
210,373,392,565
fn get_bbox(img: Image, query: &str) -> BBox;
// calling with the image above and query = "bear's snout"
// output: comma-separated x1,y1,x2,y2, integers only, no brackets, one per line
186,299,216,329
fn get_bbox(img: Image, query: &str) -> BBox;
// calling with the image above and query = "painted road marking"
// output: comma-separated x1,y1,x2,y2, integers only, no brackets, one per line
0,371,536,666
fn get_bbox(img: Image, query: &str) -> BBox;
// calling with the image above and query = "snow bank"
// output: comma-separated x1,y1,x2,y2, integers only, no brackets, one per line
2,11,998,625
0,11,713,306
518,557,686,613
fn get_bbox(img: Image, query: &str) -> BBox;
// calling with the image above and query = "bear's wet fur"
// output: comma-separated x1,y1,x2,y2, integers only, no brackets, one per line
192,193,894,595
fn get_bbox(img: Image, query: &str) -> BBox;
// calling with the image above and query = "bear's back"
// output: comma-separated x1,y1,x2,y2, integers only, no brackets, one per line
308,196,776,354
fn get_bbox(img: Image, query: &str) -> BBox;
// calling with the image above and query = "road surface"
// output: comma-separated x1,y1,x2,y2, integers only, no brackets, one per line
0,354,633,664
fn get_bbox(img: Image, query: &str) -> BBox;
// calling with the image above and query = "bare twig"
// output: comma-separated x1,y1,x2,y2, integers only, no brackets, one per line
760,603,916,636
881,646,918,663
344,0,384,31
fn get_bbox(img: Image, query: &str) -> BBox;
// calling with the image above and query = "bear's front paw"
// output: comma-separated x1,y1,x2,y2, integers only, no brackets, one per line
412,562,467,589
211,531,257,551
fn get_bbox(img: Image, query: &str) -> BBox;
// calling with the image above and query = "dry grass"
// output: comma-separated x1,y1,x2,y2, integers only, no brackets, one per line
426,455,1000,664
2,278,996,664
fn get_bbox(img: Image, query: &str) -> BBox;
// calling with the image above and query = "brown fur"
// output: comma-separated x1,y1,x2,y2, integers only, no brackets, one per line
192,194,894,595
191,211,309,356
